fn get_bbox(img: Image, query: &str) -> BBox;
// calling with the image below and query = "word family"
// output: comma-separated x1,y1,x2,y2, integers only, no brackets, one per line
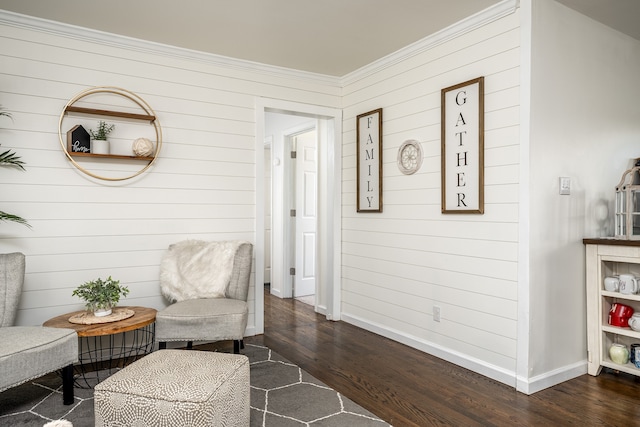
357,109,382,212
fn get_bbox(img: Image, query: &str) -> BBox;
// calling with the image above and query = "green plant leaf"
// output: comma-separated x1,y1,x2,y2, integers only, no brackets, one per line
0,147,26,170
72,276,129,311
1,107,30,227
89,120,115,140
0,211,31,227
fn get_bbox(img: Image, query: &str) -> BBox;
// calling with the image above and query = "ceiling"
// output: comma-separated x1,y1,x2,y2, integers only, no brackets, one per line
0,0,638,76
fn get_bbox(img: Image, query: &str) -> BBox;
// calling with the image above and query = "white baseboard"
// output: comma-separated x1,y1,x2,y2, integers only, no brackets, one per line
269,287,284,298
316,304,327,316
341,312,585,394
517,360,587,394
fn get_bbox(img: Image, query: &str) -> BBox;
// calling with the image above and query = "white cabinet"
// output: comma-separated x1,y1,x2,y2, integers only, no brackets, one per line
584,238,640,376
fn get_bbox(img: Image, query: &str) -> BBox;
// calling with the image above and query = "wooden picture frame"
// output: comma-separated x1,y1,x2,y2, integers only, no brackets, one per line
357,108,383,212
441,77,484,214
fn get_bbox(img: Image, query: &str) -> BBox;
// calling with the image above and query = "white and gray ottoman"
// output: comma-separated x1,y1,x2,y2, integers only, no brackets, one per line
94,349,250,426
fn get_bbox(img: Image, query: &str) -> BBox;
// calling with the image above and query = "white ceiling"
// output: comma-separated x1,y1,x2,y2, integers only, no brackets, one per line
0,0,638,76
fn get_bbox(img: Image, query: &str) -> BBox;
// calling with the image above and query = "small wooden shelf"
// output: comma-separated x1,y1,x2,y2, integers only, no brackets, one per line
65,106,155,122
68,152,154,162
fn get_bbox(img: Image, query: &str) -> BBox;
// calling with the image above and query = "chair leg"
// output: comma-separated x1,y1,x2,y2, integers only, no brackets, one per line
233,340,240,354
62,364,74,405
159,342,167,350
187,341,193,349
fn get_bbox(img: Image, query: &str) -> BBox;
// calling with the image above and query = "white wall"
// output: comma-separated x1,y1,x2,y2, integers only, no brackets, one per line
340,3,521,385
0,12,340,332
528,0,640,383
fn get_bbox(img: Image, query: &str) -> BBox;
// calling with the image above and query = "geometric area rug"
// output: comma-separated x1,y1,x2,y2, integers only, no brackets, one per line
0,343,391,426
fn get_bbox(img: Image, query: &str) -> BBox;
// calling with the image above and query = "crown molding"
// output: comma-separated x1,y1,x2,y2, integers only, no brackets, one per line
0,9,342,87
340,0,520,86
0,1,518,89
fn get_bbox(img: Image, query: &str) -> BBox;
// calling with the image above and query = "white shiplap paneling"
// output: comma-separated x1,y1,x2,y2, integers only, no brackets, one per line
339,7,521,383
0,14,340,330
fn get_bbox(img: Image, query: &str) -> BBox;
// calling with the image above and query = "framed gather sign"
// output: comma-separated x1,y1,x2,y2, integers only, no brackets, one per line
357,108,383,212
441,77,484,214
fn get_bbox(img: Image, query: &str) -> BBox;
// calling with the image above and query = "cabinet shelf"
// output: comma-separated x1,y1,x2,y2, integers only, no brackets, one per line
601,325,640,339
601,360,640,375
601,290,640,301
64,106,155,122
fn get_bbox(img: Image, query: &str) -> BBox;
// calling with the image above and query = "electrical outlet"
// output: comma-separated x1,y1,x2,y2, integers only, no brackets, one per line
433,306,441,322
559,177,571,195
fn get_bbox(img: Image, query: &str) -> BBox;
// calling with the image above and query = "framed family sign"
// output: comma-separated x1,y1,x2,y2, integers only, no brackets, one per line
356,108,383,212
441,77,484,214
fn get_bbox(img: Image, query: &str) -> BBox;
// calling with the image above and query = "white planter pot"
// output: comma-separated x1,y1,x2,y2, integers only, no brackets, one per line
92,139,110,155
93,307,112,317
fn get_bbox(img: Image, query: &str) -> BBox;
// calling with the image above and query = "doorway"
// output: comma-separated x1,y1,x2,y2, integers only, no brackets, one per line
254,98,342,335
266,119,317,303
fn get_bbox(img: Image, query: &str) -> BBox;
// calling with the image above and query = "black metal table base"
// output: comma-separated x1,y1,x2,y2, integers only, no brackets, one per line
73,323,155,388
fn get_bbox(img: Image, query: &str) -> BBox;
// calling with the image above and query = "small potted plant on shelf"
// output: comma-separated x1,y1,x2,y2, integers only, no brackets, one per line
72,276,129,317
89,120,115,155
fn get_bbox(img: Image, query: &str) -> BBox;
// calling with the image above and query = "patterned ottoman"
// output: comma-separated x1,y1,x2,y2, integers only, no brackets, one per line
94,349,250,426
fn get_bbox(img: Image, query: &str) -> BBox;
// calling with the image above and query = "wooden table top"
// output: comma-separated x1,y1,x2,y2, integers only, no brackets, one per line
43,306,157,337
583,237,640,246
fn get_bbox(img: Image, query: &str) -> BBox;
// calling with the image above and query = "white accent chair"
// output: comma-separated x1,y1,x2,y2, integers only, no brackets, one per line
155,241,253,353
0,252,78,405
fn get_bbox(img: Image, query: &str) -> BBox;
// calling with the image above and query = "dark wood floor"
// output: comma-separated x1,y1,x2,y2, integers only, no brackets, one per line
243,287,640,426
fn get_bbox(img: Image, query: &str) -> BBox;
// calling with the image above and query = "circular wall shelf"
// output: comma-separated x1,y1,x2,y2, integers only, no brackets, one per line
58,86,162,181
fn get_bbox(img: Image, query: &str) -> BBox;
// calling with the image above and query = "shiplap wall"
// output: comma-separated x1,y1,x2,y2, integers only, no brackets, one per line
340,8,521,380
0,14,340,330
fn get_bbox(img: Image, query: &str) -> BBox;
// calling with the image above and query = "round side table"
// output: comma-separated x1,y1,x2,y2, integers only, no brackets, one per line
44,306,156,387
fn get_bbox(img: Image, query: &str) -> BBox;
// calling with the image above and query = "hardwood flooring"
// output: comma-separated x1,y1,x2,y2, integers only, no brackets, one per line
243,287,640,426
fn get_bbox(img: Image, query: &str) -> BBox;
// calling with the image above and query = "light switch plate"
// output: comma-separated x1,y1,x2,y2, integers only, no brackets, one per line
559,177,571,195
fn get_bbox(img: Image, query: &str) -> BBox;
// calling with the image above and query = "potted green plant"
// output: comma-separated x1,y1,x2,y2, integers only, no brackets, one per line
72,276,129,317
89,120,115,155
0,107,29,227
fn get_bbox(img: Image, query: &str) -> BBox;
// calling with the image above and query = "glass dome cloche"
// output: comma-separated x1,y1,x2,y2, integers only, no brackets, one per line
615,158,640,239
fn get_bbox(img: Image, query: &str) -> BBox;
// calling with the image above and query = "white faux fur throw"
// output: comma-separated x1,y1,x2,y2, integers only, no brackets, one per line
159,240,245,302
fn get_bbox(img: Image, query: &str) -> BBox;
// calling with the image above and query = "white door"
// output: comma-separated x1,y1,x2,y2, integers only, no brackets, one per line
294,130,317,297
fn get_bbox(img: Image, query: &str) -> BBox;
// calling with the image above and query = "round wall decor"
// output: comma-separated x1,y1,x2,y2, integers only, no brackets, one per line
397,139,423,175
58,86,162,181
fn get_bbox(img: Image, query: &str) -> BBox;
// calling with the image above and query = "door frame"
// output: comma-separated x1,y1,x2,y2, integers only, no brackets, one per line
255,98,342,334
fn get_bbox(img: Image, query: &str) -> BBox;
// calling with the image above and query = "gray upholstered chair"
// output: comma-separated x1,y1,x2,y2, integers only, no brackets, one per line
156,240,253,354
0,252,78,405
